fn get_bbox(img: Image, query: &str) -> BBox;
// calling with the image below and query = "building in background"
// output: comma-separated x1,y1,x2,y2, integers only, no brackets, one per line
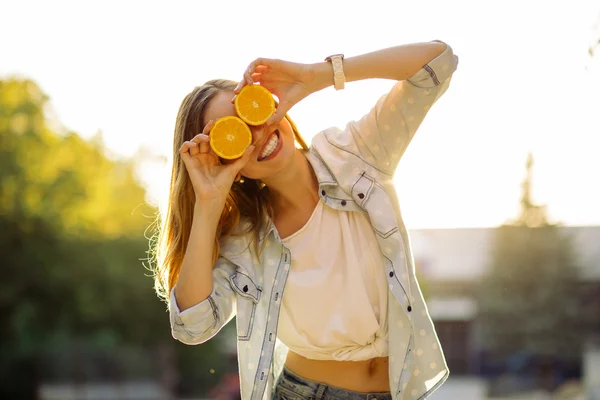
410,226,600,379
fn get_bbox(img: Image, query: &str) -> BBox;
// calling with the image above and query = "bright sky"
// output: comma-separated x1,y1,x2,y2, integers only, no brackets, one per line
2,0,599,229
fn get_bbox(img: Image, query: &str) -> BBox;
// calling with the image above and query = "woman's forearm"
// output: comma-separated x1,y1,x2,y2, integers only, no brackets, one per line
310,41,447,92
174,203,222,311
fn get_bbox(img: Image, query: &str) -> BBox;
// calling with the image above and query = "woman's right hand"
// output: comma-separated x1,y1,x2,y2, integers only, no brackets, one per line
178,120,255,206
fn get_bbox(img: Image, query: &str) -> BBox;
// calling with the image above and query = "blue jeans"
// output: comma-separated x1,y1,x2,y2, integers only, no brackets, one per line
272,366,393,400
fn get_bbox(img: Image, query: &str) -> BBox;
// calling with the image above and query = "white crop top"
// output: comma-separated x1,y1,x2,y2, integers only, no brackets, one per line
278,199,389,361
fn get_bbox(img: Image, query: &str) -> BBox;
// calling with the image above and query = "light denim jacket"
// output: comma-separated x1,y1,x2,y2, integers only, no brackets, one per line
169,41,459,400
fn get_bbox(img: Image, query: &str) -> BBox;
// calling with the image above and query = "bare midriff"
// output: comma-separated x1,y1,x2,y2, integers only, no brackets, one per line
284,350,390,393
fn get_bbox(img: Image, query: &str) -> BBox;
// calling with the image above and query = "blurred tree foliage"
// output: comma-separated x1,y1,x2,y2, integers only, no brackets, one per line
0,79,150,237
0,78,230,398
477,155,587,379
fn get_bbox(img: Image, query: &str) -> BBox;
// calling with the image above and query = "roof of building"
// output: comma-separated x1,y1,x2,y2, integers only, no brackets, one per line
408,226,600,281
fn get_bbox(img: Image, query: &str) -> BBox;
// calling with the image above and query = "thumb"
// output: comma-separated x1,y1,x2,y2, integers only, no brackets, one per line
266,100,292,127
229,145,256,175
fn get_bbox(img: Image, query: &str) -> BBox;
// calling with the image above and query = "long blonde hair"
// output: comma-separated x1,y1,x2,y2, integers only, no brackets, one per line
152,79,308,301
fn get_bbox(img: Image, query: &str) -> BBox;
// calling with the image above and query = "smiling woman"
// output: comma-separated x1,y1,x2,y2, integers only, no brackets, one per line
155,79,309,300
154,40,459,400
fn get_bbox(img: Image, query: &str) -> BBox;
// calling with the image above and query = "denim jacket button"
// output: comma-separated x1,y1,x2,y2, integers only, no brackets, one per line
341,200,347,206
407,306,412,312
358,193,365,199
389,271,394,278
321,190,326,196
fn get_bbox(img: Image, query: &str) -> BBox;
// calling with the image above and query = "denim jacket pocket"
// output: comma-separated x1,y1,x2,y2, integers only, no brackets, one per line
358,177,398,239
229,272,261,341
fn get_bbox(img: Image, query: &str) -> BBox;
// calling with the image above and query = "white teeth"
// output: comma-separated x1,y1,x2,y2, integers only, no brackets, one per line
259,132,279,160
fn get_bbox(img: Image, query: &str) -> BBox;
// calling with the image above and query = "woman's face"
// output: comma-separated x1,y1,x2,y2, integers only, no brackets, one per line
203,90,297,180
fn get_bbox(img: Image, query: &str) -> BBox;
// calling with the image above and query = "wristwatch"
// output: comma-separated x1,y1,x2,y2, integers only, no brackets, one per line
324,54,346,91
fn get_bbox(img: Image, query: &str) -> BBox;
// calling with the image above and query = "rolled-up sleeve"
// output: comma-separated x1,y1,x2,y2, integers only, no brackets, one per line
346,41,459,174
169,256,237,345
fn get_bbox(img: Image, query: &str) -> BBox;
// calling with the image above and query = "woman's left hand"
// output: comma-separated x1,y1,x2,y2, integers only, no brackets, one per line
232,58,316,126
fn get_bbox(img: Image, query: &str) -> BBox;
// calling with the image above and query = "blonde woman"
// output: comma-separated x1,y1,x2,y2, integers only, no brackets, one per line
156,40,458,400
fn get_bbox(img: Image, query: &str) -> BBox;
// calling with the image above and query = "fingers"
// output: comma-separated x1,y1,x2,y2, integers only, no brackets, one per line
234,69,266,98
233,81,246,96
233,77,252,95
243,58,268,85
190,133,210,156
232,76,259,103
178,141,197,161
202,120,215,135
254,65,268,73
234,58,276,94
198,120,215,153
181,120,215,158
179,141,197,154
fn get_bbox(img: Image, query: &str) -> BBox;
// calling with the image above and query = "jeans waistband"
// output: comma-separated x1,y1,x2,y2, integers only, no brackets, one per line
275,366,392,400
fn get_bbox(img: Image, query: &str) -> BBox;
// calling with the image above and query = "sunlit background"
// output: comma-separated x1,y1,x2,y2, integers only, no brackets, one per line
1,0,599,399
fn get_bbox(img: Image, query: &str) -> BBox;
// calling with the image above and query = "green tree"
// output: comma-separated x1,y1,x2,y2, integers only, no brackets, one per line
477,154,585,373
0,77,232,399
0,78,152,238
0,77,167,396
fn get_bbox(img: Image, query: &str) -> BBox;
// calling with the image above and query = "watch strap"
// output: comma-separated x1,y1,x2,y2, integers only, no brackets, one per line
324,54,346,91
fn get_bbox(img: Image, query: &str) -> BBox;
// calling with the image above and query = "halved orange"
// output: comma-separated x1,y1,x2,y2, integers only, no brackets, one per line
234,84,275,126
209,116,253,160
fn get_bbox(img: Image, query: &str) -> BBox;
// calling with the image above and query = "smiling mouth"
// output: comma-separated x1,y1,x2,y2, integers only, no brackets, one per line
258,129,280,161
